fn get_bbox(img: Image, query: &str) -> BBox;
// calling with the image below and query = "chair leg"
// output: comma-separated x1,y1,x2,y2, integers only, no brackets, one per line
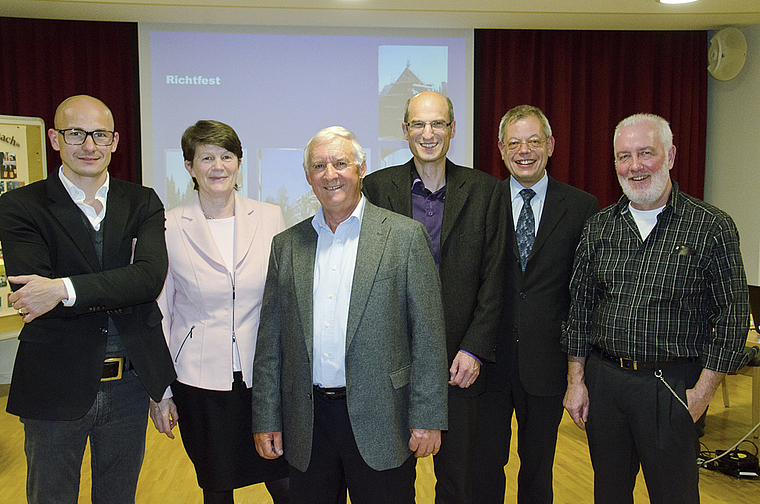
721,376,730,407
751,368,760,438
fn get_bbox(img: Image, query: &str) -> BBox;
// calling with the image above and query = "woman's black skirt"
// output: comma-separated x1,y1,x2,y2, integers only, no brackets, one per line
172,373,289,491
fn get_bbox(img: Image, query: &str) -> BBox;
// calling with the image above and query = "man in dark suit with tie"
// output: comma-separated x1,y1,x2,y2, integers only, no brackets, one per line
362,90,504,504
0,95,176,504
252,126,448,504
472,105,598,503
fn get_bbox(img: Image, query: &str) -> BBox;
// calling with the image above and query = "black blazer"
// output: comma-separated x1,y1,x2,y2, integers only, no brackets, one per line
363,159,505,397
0,174,176,420
489,176,598,397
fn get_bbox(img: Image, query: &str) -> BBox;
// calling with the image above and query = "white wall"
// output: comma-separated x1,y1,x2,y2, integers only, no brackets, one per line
0,337,19,384
705,24,760,284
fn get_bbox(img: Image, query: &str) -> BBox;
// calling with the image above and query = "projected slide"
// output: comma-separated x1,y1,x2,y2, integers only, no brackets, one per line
142,27,469,227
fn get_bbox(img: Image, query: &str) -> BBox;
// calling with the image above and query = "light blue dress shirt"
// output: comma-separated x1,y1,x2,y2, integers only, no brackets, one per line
510,172,548,234
311,196,366,388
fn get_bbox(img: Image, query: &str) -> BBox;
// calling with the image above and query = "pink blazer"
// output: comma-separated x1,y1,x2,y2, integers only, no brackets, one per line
158,192,285,391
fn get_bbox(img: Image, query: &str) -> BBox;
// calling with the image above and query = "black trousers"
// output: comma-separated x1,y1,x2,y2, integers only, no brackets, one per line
585,352,703,504
432,391,479,504
473,369,564,504
289,390,416,504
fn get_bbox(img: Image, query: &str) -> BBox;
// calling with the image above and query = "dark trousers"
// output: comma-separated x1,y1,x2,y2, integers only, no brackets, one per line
432,391,479,504
21,370,149,504
289,390,416,504
473,370,564,504
585,352,703,504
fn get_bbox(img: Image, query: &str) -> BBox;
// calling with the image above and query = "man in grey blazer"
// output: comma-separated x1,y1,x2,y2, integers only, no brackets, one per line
473,105,598,503
252,126,448,504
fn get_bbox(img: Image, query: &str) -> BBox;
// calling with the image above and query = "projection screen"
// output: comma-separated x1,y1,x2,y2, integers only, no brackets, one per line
139,24,472,227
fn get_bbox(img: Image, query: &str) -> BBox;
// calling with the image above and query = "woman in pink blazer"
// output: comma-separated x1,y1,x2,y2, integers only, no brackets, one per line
149,120,288,504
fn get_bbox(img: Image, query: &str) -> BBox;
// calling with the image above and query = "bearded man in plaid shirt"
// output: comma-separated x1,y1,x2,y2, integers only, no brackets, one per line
563,113,751,504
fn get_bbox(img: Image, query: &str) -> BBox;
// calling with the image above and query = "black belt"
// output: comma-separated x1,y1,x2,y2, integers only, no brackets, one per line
101,357,133,381
592,346,697,371
313,385,347,400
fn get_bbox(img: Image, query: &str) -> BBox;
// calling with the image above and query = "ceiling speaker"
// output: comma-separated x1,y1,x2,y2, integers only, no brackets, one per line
708,27,747,81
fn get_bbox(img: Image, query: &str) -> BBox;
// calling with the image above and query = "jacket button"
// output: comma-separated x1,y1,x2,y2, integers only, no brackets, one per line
519,292,527,299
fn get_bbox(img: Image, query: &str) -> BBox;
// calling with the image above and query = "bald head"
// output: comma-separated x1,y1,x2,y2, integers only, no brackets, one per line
48,95,119,192
54,95,115,131
403,91,454,124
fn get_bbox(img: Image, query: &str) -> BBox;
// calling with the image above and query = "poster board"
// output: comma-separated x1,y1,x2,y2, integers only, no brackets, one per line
0,115,47,337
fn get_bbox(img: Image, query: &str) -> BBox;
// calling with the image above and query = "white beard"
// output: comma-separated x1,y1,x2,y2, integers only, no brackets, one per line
618,167,670,207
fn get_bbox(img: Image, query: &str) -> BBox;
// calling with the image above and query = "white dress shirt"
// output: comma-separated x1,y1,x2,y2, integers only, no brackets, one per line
58,166,110,306
311,196,366,388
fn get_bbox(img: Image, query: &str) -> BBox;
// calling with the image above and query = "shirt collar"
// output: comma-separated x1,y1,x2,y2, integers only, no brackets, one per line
509,172,548,204
410,165,446,199
412,177,447,200
58,165,110,205
312,194,366,233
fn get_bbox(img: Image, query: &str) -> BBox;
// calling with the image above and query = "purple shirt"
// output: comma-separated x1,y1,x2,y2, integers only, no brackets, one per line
411,174,445,268
410,171,481,365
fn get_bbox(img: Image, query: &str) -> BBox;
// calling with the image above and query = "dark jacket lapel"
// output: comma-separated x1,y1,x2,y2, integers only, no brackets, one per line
102,180,129,270
441,160,467,249
46,173,101,272
532,176,568,258
383,160,414,218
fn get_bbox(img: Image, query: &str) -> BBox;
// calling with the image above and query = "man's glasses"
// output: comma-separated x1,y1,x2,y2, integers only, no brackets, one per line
57,129,115,146
406,121,452,132
503,138,546,152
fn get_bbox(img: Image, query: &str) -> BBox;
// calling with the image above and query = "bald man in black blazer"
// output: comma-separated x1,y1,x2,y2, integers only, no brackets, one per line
0,95,175,504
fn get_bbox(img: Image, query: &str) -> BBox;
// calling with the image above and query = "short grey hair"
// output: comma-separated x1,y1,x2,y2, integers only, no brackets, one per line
303,126,367,171
613,113,673,153
498,105,552,143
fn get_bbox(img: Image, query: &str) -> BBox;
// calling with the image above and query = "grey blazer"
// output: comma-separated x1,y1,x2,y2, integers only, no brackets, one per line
252,201,449,472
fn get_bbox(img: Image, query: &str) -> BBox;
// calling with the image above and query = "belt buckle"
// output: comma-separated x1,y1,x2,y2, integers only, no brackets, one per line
618,358,638,371
101,357,124,382
315,385,346,400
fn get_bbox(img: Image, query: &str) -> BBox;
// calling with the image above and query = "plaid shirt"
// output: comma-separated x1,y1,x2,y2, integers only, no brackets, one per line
563,183,749,373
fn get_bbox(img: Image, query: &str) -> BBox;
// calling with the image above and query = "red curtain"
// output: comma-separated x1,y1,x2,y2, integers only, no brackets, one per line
0,17,139,183
474,29,708,208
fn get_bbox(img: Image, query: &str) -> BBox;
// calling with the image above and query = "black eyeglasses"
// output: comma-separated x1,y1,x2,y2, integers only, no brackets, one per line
57,128,115,146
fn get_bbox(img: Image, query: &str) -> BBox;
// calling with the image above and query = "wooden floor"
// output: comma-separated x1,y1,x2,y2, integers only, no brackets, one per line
1,374,758,503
